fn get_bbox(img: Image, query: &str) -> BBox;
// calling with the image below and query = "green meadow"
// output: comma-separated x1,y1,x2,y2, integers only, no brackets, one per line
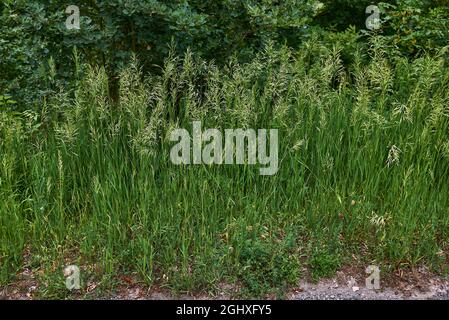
1,36,449,297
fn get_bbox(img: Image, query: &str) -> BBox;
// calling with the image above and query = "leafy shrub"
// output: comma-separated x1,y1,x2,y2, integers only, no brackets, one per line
238,236,300,297
379,0,449,56
309,247,341,281
0,0,318,109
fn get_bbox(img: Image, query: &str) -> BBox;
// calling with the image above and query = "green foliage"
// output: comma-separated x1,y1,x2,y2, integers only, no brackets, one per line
309,247,341,281
0,1,64,108
379,0,449,56
236,228,300,297
314,0,380,30
1,42,449,295
2,0,449,298
0,0,317,108
0,94,17,107
2,0,449,109
238,239,300,297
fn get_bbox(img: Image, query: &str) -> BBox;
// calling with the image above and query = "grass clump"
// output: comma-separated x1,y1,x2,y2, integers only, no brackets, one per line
309,246,341,282
235,227,301,297
1,38,449,297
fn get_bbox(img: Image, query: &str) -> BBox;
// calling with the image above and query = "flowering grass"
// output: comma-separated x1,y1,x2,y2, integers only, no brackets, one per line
1,38,449,297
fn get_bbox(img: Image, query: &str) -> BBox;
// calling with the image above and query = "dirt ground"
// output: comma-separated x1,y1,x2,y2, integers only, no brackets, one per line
1,264,448,300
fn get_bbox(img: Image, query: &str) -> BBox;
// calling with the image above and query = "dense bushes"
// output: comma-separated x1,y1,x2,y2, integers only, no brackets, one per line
2,1,449,109
380,0,449,56
0,0,317,108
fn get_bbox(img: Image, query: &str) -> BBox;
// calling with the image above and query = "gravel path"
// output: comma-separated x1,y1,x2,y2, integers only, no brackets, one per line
290,279,449,300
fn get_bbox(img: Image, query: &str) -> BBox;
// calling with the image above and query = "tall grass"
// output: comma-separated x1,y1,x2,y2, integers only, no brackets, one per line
1,38,449,296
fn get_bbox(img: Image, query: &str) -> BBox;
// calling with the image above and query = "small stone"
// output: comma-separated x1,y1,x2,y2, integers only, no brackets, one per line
352,286,360,292
348,276,357,288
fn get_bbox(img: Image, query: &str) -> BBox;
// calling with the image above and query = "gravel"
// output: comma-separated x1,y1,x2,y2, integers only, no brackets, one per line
290,279,449,300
